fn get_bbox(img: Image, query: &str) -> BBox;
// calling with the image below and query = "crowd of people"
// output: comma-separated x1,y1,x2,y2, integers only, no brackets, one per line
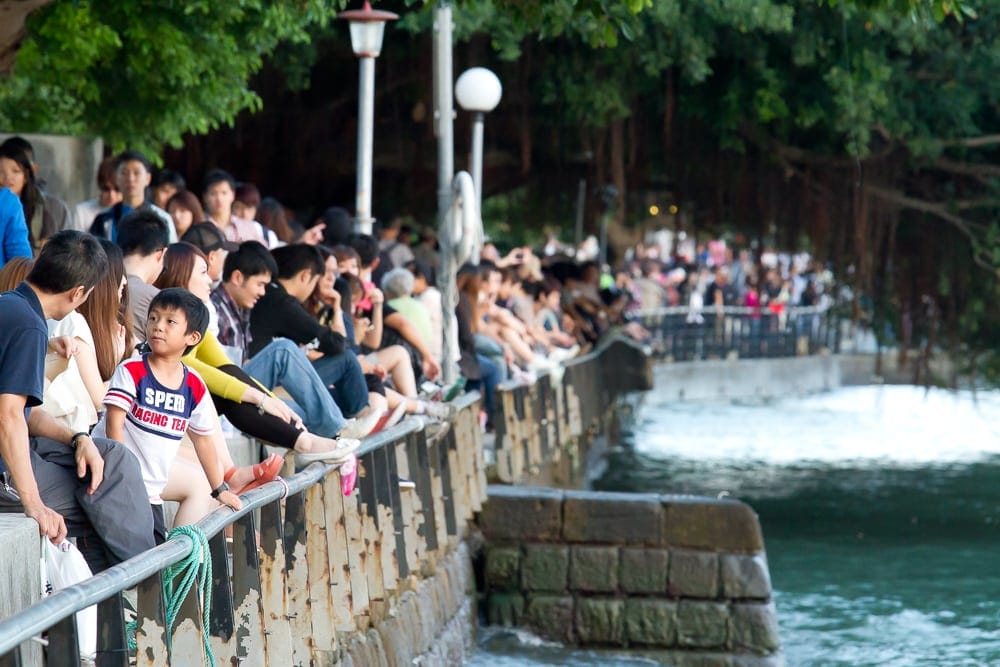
0,137,833,573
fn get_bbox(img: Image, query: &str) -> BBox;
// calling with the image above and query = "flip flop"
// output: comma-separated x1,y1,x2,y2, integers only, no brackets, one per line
225,453,284,495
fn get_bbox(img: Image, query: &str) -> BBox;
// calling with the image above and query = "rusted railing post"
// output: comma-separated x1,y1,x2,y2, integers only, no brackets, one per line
282,488,313,664
259,499,292,664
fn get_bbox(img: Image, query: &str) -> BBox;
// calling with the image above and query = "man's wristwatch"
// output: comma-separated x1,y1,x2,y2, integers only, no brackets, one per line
70,432,90,449
210,481,229,499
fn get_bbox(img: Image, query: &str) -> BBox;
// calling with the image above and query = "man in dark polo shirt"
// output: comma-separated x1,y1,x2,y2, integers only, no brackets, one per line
0,230,154,572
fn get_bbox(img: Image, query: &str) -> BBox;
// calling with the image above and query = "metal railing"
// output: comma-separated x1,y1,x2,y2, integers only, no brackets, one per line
0,392,487,666
631,304,840,362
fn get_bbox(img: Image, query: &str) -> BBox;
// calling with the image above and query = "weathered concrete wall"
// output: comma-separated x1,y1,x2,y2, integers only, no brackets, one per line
477,486,782,667
0,516,42,665
0,133,103,208
340,542,476,666
652,354,841,402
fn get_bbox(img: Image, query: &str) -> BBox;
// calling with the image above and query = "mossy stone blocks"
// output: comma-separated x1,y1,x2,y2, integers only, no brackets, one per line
569,546,619,592
521,544,569,592
575,598,625,645
625,599,678,647
620,547,670,594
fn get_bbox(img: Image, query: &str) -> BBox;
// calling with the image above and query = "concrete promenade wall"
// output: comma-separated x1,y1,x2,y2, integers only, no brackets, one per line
478,486,782,667
652,354,842,402
0,517,42,665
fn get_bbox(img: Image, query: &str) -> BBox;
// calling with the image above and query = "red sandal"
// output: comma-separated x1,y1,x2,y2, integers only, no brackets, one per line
224,453,283,495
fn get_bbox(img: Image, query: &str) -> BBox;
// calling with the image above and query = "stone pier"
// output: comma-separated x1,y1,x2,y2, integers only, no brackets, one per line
477,486,783,666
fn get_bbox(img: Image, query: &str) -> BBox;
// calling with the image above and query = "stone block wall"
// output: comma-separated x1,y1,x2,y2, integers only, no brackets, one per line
477,486,782,666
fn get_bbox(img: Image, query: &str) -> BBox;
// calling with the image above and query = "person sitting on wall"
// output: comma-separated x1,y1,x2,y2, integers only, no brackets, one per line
0,230,155,572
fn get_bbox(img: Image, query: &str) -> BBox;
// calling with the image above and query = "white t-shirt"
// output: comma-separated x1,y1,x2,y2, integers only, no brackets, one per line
96,356,214,503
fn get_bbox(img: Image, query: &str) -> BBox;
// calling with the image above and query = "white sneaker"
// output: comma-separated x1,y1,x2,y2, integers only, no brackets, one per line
419,400,456,421
337,407,383,440
294,437,360,466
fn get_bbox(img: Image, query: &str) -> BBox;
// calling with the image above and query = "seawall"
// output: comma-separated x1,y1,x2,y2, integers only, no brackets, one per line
478,487,781,666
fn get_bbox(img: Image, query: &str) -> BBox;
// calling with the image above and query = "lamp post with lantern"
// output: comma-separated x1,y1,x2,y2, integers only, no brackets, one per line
338,1,398,234
454,67,502,213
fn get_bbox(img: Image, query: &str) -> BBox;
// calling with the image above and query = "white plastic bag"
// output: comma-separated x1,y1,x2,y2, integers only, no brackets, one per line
41,539,96,660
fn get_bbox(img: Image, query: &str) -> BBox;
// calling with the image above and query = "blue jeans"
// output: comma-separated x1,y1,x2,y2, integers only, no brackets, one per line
468,353,501,429
311,350,370,418
474,332,509,382
244,338,346,437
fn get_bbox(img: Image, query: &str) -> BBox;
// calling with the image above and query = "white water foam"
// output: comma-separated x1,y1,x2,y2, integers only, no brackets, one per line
633,385,1000,466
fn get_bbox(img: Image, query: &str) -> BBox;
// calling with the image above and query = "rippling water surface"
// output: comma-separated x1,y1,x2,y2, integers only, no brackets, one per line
472,385,1000,666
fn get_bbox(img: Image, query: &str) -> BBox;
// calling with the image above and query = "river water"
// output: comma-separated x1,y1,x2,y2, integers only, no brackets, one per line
470,384,1000,666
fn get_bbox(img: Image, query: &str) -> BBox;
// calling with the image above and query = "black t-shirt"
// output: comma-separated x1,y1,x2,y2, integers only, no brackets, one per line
248,282,347,359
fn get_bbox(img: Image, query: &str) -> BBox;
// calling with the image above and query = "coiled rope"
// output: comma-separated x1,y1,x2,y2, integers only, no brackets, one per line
127,524,215,666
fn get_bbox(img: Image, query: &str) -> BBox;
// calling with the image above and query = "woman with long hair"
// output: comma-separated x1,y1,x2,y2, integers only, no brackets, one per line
456,263,500,430
42,240,130,430
155,242,358,464
0,256,32,292
0,143,71,250
165,189,206,240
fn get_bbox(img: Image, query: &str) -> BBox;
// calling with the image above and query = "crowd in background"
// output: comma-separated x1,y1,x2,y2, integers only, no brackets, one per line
0,137,836,560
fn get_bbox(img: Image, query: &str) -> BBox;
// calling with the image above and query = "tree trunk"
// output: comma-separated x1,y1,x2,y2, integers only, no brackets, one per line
0,0,53,75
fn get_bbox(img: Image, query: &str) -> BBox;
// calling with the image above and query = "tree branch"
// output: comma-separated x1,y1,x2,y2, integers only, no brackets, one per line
921,157,1000,183
934,134,1000,149
864,184,997,273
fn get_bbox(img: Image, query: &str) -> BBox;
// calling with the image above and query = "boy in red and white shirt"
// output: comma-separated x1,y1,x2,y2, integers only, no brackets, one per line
97,288,241,542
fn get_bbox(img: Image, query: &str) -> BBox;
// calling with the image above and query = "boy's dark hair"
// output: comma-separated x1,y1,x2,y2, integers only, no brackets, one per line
28,230,108,293
223,241,278,282
115,150,152,173
117,210,170,256
271,244,325,280
152,168,186,190
202,168,237,194
346,232,379,268
148,288,210,353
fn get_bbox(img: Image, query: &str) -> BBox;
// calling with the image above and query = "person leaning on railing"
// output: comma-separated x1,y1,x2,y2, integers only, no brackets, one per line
0,230,155,573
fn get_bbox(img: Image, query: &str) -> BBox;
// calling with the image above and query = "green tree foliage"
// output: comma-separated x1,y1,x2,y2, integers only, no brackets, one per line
0,0,344,156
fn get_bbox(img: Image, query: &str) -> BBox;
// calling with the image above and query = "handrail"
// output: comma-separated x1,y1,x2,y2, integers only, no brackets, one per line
0,402,486,665
0,455,328,657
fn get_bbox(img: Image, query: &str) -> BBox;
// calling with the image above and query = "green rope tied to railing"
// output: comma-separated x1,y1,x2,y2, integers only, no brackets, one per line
126,524,216,666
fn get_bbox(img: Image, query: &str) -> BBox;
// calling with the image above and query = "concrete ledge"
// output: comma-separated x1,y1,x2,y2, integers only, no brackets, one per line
663,496,764,553
562,490,665,545
478,486,564,542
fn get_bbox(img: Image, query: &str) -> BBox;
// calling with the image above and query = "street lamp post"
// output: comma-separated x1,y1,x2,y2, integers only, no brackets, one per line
339,1,398,234
454,67,502,212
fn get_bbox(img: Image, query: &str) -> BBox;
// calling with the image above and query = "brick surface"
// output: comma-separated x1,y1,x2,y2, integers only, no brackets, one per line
720,553,772,600
676,600,729,649
663,497,764,553
480,486,565,541
620,547,670,594
563,490,665,544
730,602,781,654
625,599,677,647
575,597,625,645
484,546,521,591
569,546,619,592
669,550,719,599
525,594,576,644
521,544,569,592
